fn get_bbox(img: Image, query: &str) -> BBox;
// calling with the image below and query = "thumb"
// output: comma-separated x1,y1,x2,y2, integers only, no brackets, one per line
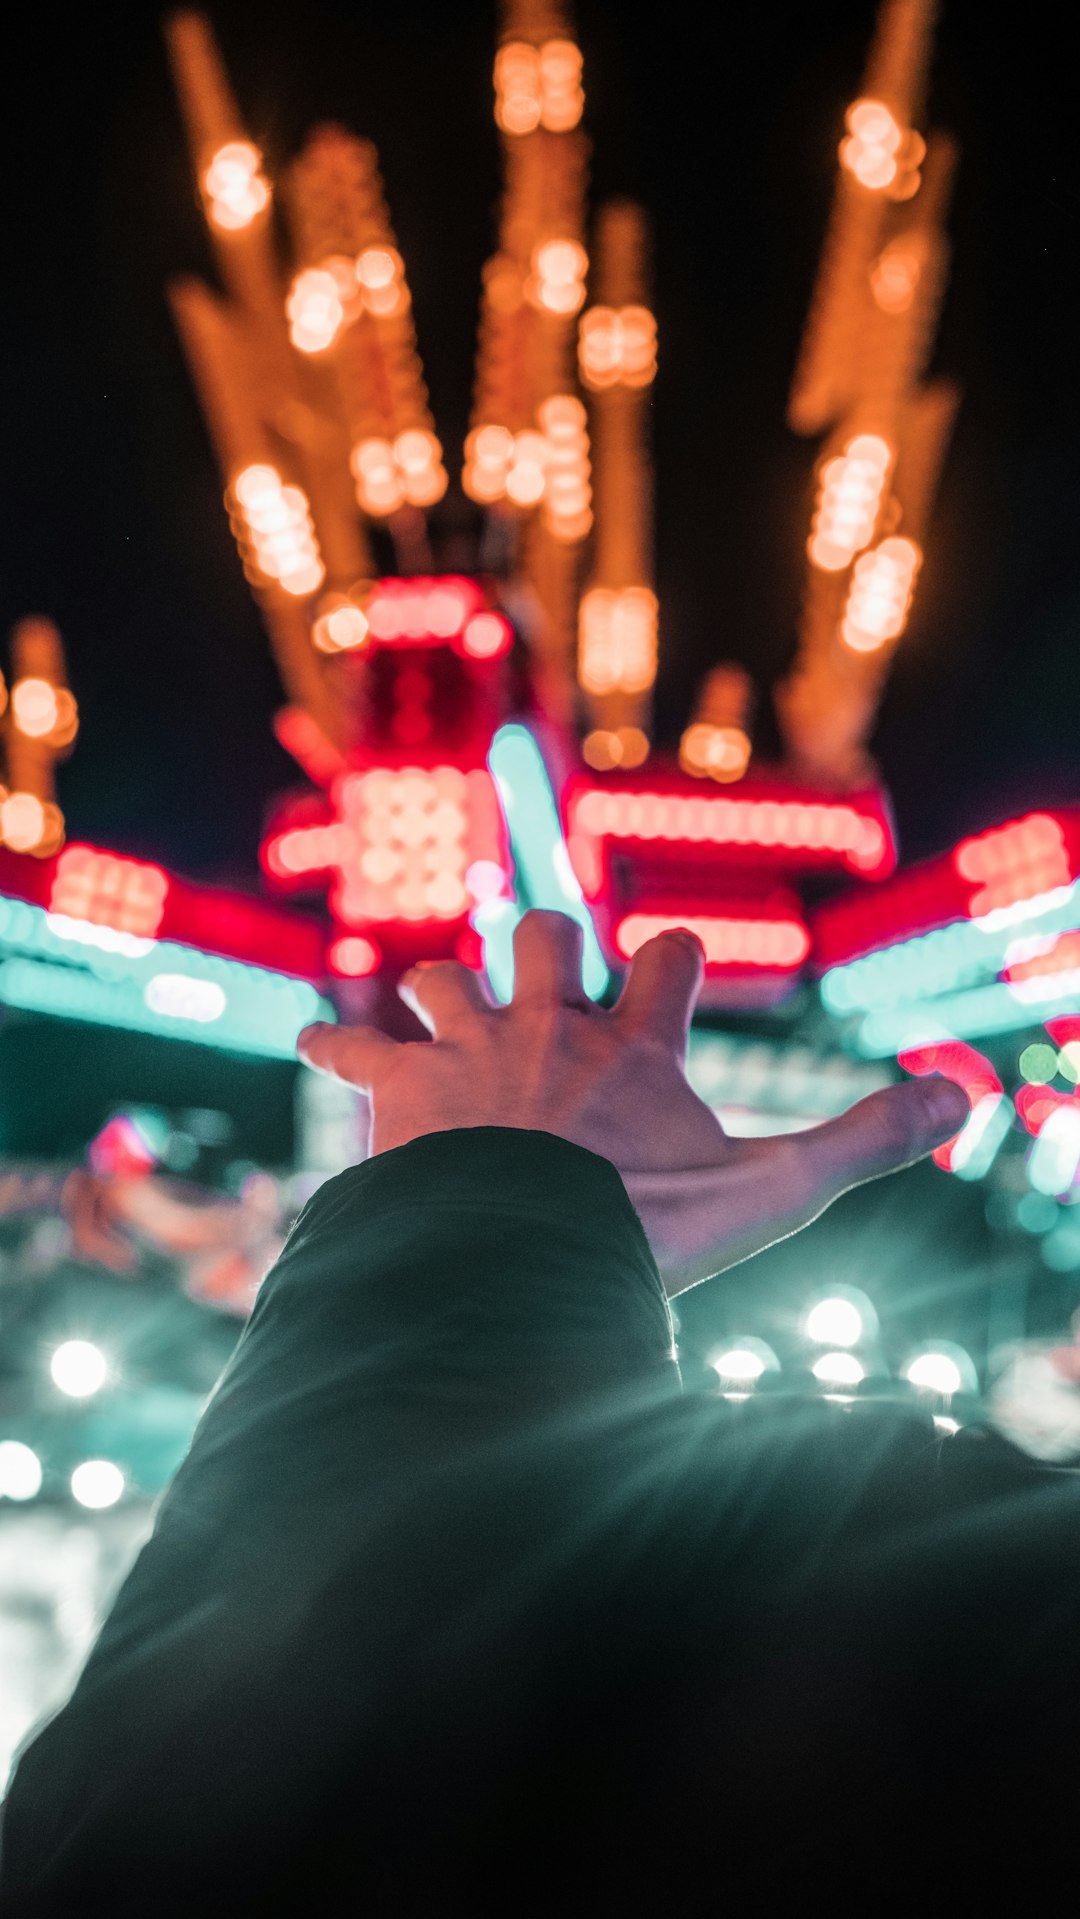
793,1074,973,1207
296,1020,399,1090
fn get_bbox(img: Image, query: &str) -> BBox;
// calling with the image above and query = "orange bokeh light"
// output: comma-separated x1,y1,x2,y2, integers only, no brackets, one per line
808,434,892,572
840,537,921,651
529,239,588,317
578,305,657,390
840,98,902,190
203,142,270,230
493,39,584,134
231,466,325,596
49,845,169,936
578,587,657,696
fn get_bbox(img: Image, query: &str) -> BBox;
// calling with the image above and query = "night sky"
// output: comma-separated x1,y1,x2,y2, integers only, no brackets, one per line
5,0,1078,894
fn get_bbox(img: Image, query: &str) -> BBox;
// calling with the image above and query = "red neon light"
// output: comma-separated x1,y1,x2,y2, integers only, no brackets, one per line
261,764,510,939
49,846,169,937
615,911,810,971
459,611,513,661
898,1041,1003,1169
812,806,1080,970
327,933,381,977
954,813,1071,918
1015,1083,1080,1138
1046,1017,1080,1048
567,779,894,881
365,576,483,644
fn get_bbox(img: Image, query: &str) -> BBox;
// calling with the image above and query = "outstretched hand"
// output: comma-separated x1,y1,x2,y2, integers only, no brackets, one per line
298,910,969,1298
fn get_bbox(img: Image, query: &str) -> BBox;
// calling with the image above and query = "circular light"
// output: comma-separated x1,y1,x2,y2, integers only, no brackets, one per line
805,1296,864,1347
1019,1043,1058,1084
71,1460,125,1510
50,1339,108,1399
11,678,61,738
709,1337,780,1383
0,1440,43,1501
1059,1043,1080,1085
905,1351,963,1396
0,791,47,852
812,1351,865,1386
462,612,512,660
327,934,380,977
712,1348,765,1382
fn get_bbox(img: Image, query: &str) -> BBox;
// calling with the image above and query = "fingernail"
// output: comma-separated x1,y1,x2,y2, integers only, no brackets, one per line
920,1077,971,1123
673,929,705,957
297,1022,327,1048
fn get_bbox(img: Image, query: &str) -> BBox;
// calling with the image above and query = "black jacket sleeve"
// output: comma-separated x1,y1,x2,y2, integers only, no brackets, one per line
0,1127,680,1914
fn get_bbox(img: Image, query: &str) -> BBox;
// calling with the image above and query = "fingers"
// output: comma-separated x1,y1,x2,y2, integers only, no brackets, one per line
612,926,705,1053
789,1075,973,1209
398,959,497,1036
297,1020,400,1090
511,910,589,1008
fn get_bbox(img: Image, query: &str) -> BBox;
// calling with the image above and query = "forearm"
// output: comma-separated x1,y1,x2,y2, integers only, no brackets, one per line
0,1128,678,1906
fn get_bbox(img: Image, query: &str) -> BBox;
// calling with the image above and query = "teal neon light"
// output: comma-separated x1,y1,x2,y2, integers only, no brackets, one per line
822,883,1080,1015
485,725,609,1002
854,978,1080,1056
0,894,332,1058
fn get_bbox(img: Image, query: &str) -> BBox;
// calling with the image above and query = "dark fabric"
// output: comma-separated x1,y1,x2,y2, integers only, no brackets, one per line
2,1126,1079,1912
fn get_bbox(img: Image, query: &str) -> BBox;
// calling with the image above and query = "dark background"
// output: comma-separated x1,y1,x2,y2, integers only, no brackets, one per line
4,0,1077,889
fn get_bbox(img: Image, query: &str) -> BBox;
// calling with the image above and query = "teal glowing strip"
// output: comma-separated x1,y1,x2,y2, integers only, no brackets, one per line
486,724,609,1001
0,895,332,1058
854,978,1080,1056
821,883,1080,1014
951,1093,1013,1181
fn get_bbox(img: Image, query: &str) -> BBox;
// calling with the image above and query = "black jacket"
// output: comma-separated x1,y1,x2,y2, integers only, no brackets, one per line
3,1127,1080,1911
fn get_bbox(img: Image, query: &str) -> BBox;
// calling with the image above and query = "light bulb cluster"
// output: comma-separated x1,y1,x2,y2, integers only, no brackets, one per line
493,39,584,134
335,765,475,925
230,466,325,597
0,789,63,856
312,596,371,654
581,728,650,771
954,814,1072,921
463,404,591,539
49,846,169,938
840,536,921,651
570,786,889,873
679,664,754,784
616,912,811,971
349,429,448,516
527,238,589,317
808,434,892,572
577,305,657,389
286,257,359,353
839,99,924,199
4,675,78,747
578,587,658,696
202,141,271,231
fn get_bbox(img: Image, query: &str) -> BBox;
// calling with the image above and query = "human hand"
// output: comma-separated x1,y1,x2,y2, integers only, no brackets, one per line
297,910,969,1297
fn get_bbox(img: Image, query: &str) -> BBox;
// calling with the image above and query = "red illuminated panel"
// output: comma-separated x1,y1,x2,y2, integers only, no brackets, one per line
263,764,511,936
49,846,169,937
898,1041,1003,1170
615,910,810,972
565,770,896,888
954,814,1071,919
812,807,1080,970
364,576,484,645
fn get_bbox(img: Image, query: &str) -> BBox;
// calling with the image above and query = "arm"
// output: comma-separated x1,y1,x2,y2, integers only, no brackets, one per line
0,1125,675,1910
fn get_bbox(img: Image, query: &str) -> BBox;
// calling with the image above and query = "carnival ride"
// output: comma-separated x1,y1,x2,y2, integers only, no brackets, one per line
2,0,1080,1540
